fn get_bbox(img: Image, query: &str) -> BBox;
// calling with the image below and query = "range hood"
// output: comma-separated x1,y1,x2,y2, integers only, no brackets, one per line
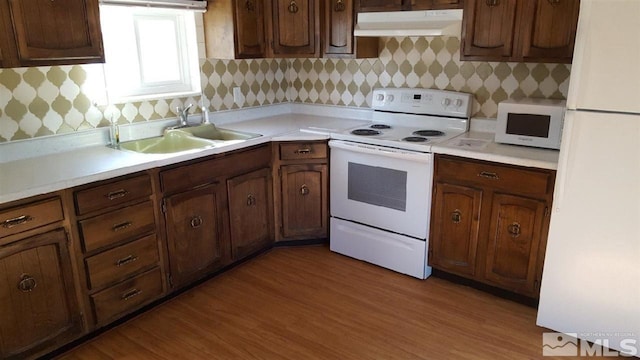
354,9,463,37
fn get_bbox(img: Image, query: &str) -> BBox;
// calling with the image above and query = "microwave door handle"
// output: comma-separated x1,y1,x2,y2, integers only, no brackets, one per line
328,140,432,163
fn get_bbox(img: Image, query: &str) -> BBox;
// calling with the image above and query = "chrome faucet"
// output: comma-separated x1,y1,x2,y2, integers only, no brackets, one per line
177,104,193,127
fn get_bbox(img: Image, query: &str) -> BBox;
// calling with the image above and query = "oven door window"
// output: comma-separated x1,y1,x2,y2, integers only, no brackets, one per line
347,162,407,211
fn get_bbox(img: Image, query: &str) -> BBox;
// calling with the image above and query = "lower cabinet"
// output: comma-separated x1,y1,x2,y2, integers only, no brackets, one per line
227,168,273,260
163,183,226,288
0,229,82,359
280,164,328,239
429,155,555,298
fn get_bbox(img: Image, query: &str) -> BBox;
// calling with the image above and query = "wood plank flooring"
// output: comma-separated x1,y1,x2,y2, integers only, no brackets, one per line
59,246,580,359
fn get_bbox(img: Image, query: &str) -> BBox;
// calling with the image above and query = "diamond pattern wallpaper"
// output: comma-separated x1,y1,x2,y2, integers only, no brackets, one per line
0,36,571,142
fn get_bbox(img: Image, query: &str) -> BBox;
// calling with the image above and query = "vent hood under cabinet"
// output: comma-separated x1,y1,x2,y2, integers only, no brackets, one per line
353,9,463,37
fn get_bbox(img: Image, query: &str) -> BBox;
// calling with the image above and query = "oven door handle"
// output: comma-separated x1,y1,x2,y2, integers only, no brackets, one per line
328,140,432,163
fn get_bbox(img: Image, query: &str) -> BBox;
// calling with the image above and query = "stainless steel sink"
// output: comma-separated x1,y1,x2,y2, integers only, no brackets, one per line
116,125,261,154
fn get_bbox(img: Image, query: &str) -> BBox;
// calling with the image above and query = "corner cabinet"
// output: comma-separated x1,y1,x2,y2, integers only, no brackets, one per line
0,196,82,359
268,0,321,57
429,155,555,298
204,0,267,59
0,0,104,68
273,141,328,241
461,0,579,63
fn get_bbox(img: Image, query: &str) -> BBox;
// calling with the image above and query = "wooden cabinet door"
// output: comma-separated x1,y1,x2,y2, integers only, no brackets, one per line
270,0,320,56
164,183,225,288
484,193,546,296
356,0,403,12
517,0,580,63
227,168,273,260
234,0,267,58
324,0,354,56
280,164,327,239
0,229,82,359
7,0,104,66
429,182,483,277
461,0,518,61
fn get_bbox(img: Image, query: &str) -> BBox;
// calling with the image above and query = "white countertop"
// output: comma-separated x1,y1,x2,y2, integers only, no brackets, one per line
432,131,559,170
0,104,558,205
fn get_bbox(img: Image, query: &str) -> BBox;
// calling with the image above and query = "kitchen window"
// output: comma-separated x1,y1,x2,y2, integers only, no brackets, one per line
100,4,201,102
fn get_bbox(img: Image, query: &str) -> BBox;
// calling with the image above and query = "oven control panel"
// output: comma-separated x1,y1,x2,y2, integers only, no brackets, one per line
371,88,472,118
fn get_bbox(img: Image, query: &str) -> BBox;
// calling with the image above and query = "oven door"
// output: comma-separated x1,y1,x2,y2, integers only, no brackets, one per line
329,140,433,239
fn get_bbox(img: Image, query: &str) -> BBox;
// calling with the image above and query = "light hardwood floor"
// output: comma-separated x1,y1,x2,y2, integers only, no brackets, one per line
59,245,580,359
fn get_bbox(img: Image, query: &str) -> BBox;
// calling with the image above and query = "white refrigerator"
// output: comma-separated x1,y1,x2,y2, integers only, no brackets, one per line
537,0,640,355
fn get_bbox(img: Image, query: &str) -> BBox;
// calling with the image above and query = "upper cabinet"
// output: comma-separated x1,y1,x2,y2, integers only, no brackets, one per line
205,0,378,59
0,0,104,68
204,0,267,59
268,0,321,57
356,0,462,12
461,0,580,63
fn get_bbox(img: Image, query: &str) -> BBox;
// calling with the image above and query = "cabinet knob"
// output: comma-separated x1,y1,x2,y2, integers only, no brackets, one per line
300,184,310,196
247,194,256,206
486,0,500,7
507,222,521,238
334,0,346,12
287,0,299,13
451,210,462,224
190,215,203,228
245,0,255,12
17,274,37,292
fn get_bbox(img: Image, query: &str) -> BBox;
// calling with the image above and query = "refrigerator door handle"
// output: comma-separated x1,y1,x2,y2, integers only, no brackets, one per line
553,110,576,211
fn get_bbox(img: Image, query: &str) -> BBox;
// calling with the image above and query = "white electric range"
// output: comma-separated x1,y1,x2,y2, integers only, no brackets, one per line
329,88,472,279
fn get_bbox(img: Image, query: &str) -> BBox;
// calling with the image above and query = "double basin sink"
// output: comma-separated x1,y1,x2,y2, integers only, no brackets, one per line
118,124,261,154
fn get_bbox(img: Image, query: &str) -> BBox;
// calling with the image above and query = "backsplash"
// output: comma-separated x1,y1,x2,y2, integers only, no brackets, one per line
290,37,571,117
0,37,571,143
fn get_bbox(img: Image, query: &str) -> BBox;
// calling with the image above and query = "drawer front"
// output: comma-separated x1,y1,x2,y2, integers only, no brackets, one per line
91,267,163,325
436,156,554,197
75,174,152,215
79,201,156,252
160,145,271,194
279,142,327,160
85,234,159,290
0,198,64,240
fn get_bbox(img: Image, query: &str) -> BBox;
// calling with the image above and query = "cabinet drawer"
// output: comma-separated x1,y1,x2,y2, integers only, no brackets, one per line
0,197,64,241
160,145,271,193
85,234,159,290
279,142,327,160
91,267,163,325
436,157,554,196
79,201,156,252
75,174,152,216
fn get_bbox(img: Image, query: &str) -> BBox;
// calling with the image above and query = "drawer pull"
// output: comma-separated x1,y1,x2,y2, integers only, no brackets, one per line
300,184,310,196
106,189,129,201
486,0,500,7
478,171,500,180
112,221,133,232
17,274,37,292
115,255,139,267
451,210,462,224
190,215,203,228
547,0,560,5
121,288,141,301
2,215,34,229
508,222,521,238
294,148,311,154
247,194,256,206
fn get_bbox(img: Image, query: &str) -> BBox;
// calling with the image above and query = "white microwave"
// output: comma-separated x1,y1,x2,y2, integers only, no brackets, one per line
495,98,566,150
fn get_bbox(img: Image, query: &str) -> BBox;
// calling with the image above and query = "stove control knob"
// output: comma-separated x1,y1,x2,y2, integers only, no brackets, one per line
442,98,451,107
455,98,464,108
386,95,395,102
376,94,384,102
